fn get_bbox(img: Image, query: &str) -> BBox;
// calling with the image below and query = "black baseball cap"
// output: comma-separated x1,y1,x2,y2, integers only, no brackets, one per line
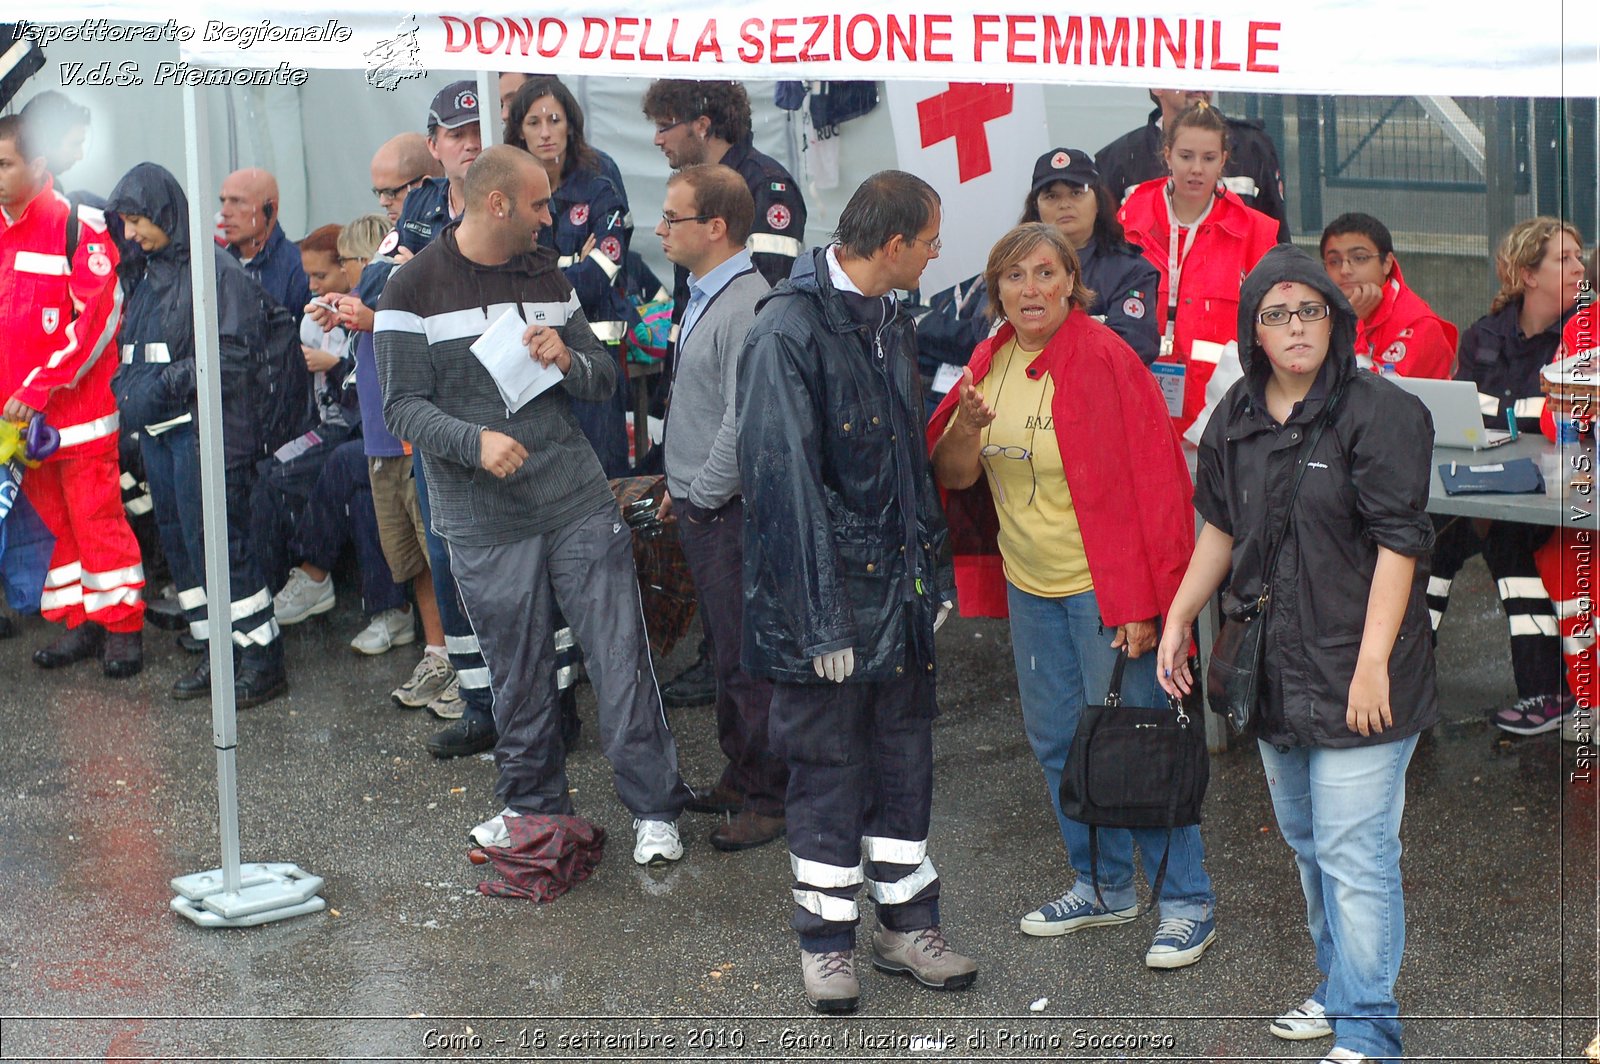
428,81,481,133
1031,148,1098,194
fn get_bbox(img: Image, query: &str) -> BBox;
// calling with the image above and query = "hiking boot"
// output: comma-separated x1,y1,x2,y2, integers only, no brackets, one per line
660,653,715,708
870,927,978,990
632,818,683,865
425,717,496,759
272,567,334,625
709,810,786,852
1492,693,1574,736
101,629,144,679
392,651,453,709
33,623,103,669
800,949,859,1014
172,659,212,700
1019,890,1137,936
1270,996,1333,1041
236,665,287,708
1144,914,1216,969
351,607,415,655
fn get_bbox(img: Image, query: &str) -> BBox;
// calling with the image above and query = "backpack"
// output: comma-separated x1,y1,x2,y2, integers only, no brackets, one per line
252,297,315,460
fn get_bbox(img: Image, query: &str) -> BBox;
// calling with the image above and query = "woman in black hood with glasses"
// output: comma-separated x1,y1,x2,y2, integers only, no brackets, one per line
1155,245,1436,1064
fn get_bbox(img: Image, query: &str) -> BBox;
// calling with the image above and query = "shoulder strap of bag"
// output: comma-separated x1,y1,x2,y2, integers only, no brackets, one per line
1257,377,1347,598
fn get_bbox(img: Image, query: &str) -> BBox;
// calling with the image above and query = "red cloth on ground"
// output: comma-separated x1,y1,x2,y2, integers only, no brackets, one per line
477,814,607,902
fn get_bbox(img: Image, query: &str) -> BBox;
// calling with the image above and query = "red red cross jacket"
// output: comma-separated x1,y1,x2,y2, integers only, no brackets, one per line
925,313,1194,627
1118,178,1280,436
0,175,124,459
1355,258,1458,380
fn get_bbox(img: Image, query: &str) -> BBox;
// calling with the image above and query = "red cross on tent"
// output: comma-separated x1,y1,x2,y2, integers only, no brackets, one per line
916,83,1016,183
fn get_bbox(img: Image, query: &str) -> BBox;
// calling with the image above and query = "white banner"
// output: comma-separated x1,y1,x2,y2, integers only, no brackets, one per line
11,1,1597,98
887,81,1047,295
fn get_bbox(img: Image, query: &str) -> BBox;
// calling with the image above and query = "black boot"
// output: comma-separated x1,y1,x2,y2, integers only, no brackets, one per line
236,646,287,708
102,629,144,679
33,623,104,669
144,597,188,632
0,612,14,639
172,658,212,700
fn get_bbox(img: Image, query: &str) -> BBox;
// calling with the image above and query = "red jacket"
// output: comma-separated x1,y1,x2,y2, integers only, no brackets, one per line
1119,178,1279,435
926,312,1194,626
1356,258,1457,379
0,176,124,458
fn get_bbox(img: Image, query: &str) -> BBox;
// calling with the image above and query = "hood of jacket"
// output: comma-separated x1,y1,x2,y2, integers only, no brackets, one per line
761,246,897,339
433,219,562,318
1236,244,1359,390
108,162,189,265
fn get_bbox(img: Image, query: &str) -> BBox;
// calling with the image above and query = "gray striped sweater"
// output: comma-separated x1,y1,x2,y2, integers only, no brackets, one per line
375,225,616,546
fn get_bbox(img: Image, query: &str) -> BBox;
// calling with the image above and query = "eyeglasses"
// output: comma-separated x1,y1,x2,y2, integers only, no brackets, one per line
1322,251,1381,270
653,119,688,136
1257,304,1331,327
980,444,1031,460
372,175,426,202
908,234,943,254
660,214,713,228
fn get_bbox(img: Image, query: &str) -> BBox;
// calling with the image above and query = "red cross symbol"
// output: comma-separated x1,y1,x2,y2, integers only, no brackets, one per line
916,83,1014,183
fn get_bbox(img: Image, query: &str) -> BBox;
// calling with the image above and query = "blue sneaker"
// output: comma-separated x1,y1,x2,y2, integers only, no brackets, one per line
1019,891,1137,937
1144,914,1216,969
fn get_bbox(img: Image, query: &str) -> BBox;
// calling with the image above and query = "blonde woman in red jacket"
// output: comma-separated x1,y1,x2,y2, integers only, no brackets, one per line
1119,102,1281,436
928,223,1215,970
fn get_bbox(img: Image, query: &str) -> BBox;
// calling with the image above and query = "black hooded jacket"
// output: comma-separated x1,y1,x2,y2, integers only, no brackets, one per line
1194,245,1438,749
107,163,269,466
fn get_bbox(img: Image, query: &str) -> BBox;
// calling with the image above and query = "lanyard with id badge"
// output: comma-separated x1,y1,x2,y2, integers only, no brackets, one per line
1156,188,1216,420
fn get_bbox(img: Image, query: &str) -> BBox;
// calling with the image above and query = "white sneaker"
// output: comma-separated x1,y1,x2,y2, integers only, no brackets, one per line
273,567,334,625
1270,997,1333,1041
391,651,454,709
632,818,683,865
351,607,416,655
1319,1049,1371,1064
470,807,520,848
426,676,464,720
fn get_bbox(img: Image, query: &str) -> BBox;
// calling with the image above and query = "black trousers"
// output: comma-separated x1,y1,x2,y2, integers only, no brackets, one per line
1428,515,1562,699
675,498,786,815
770,671,941,952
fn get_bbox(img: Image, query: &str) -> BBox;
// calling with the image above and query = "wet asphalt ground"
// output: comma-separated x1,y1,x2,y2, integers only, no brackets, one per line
0,553,1595,1063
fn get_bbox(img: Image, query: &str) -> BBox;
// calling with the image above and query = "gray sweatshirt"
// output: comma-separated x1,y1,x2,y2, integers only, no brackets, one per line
664,266,769,508
375,225,616,546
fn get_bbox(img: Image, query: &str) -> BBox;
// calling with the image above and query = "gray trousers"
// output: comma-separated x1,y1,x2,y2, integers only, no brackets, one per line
449,499,691,820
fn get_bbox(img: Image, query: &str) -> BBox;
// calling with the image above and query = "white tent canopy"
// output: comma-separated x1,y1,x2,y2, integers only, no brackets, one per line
19,2,1599,96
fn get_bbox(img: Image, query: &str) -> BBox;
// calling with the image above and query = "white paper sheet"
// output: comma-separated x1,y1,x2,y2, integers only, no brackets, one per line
469,308,564,414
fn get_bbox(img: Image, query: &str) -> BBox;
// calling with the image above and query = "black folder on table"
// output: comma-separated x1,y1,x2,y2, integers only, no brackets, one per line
1438,457,1545,496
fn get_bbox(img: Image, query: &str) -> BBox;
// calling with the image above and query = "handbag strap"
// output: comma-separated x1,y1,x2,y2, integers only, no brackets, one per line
1256,377,1346,601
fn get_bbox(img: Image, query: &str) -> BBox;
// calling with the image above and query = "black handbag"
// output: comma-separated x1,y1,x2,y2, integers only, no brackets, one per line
1059,649,1210,916
1205,384,1344,735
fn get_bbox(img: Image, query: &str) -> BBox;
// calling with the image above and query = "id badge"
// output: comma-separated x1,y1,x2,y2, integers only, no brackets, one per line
273,429,323,464
1150,363,1185,419
931,362,964,395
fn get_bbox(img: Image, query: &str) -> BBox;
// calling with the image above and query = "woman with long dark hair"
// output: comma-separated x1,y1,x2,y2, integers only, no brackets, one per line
504,77,632,476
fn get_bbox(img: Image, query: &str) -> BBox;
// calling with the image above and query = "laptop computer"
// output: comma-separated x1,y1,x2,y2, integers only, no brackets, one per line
1391,377,1514,450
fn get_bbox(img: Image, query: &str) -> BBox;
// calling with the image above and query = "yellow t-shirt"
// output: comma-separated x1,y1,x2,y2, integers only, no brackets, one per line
972,339,1092,598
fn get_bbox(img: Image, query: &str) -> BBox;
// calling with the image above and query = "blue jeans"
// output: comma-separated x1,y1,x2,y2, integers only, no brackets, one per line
1258,735,1418,1064
1006,583,1213,920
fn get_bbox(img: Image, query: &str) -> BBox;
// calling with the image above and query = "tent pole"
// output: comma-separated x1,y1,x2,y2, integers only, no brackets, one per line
168,80,325,928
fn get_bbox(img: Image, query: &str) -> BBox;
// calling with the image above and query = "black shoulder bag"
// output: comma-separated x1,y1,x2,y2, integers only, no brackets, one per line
1205,383,1344,735
1059,648,1209,917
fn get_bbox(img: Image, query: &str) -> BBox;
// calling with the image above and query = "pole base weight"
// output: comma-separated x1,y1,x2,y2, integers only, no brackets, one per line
170,862,326,927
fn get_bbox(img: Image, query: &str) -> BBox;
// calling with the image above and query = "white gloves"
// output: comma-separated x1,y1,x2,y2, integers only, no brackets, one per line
934,600,954,632
812,648,856,683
